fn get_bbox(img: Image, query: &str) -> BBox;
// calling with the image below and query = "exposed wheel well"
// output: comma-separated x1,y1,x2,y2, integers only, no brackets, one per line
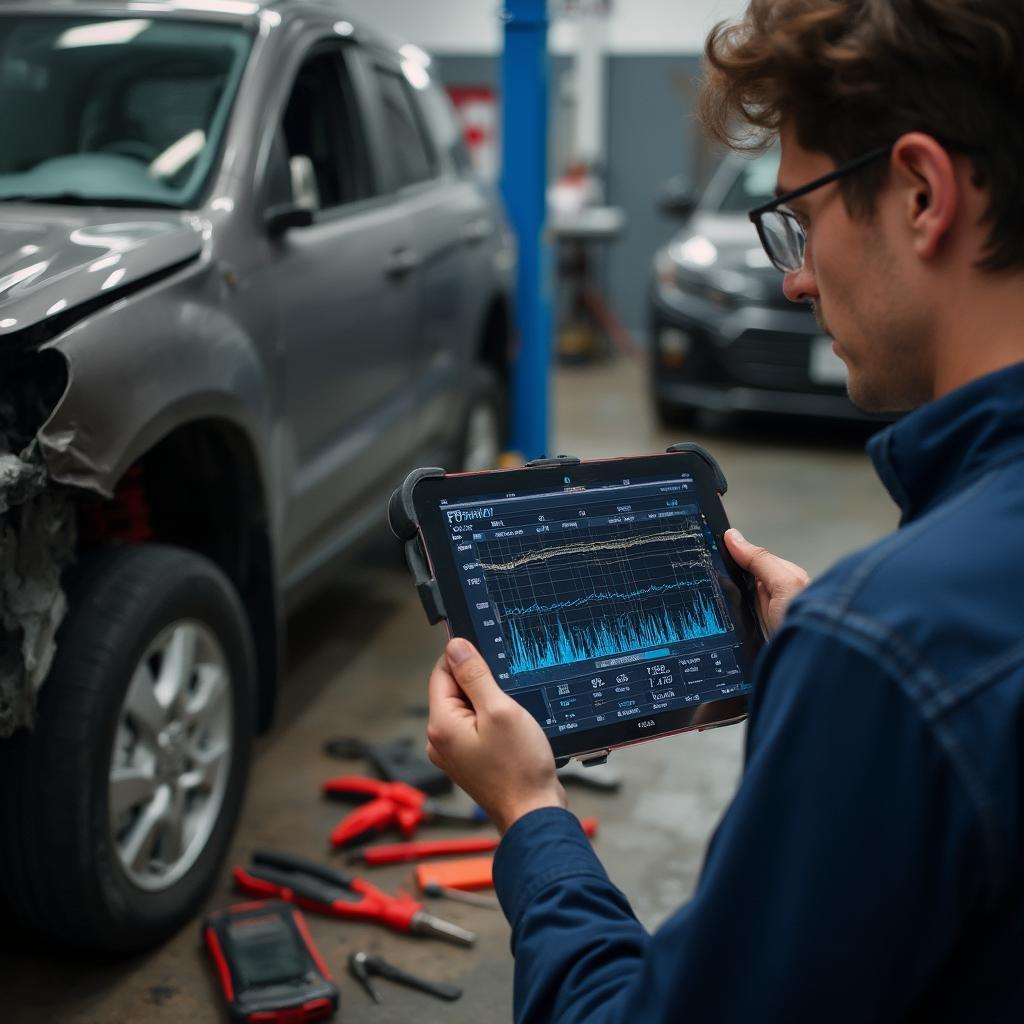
477,296,512,444
478,296,512,386
78,421,280,731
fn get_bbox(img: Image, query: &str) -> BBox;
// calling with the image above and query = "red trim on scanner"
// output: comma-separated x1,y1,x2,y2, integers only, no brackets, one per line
289,910,332,980
249,999,334,1023
204,926,235,1002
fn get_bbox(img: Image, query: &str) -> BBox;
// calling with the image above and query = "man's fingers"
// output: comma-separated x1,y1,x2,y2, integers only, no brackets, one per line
724,528,768,571
429,655,464,706
725,529,808,590
445,638,505,712
427,658,473,746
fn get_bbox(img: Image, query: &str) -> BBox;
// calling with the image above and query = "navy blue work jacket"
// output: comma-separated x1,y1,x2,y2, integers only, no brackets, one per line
494,362,1024,1023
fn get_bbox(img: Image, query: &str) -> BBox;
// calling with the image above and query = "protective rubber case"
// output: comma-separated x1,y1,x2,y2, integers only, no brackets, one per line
389,443,764,768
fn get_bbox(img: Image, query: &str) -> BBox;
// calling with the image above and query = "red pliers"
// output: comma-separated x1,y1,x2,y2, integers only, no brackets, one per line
233,849,476,946
323,776,488,848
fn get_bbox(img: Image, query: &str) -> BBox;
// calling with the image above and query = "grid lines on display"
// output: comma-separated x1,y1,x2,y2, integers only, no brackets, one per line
474,516,732,679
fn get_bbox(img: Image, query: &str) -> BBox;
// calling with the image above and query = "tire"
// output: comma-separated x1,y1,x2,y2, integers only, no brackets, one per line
458,365,506,472
0,543,256,953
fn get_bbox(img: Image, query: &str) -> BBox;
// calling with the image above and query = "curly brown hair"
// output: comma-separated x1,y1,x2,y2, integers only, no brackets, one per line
699,0,1024,270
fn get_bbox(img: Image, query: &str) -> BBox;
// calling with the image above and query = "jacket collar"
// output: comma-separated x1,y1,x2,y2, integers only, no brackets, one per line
867,361,1024,524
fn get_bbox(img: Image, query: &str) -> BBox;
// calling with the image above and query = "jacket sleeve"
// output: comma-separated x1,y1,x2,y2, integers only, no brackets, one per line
492,626,987,1024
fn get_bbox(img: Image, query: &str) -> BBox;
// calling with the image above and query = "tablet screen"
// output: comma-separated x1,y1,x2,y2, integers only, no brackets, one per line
438,468,755,740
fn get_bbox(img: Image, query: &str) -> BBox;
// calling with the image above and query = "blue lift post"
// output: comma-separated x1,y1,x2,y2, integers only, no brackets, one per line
500,0,553,461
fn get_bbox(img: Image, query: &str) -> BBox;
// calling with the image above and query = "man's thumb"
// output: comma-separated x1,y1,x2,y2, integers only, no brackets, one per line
446,638,501,707
724,528,757,569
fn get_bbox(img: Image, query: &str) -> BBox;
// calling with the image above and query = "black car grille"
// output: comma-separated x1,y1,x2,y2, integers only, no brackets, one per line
723,330,842,392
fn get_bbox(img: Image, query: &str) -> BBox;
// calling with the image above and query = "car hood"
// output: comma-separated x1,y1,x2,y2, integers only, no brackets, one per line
674,211,777,274
0,207,204,337
663,211,798,308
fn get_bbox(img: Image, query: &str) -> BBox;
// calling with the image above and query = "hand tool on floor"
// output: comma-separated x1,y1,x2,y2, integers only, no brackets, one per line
232,849,476,946
415,857,495,893
349,951,462,1003
323,736,453,795
420,881,501,910
349,816,600,866
323,776,488,848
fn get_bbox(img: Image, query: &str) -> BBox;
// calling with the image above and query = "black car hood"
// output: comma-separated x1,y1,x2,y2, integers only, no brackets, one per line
677,212,775,272
670,211,795,306
0,206,204,338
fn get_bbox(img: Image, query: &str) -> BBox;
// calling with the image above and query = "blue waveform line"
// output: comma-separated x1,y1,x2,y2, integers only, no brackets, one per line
507,594,727,675
501,577,711,617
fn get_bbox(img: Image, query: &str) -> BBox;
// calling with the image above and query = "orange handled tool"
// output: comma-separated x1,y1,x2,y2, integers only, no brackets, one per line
415,857,495,892
353,816,600,866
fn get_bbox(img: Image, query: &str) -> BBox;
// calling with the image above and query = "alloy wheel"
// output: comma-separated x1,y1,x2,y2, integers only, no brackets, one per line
108,620,233,891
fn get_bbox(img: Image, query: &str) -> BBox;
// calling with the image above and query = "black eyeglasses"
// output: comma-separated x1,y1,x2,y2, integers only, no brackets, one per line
748,139,983,274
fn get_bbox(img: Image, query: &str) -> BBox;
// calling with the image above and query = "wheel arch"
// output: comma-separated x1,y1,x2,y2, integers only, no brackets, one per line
78,417,281,732
476,292,513,386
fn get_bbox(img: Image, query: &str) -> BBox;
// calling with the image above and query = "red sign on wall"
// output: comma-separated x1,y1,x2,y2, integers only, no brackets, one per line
447,85,498,183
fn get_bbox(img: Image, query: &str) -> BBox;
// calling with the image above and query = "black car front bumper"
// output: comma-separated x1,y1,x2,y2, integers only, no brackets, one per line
649,286,877,422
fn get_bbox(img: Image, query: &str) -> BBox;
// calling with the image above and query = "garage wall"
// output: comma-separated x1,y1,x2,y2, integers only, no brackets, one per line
344,0,749,336
341,1,750,54
433,51,708,338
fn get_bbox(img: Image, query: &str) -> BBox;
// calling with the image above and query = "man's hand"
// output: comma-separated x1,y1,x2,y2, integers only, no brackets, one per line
724,529,811,637
426,638,567,833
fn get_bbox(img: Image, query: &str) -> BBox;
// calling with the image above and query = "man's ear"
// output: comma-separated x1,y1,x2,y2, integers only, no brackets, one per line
890,132,959,261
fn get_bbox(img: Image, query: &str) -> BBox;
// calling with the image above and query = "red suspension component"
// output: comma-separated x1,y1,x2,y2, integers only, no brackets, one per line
81,465,153,544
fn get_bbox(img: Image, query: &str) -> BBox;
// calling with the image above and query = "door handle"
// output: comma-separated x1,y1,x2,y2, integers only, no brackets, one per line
384,248,421,278
462,218,492,245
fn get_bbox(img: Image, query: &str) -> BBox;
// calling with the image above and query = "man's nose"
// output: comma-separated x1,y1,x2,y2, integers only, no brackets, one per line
782,262,818,304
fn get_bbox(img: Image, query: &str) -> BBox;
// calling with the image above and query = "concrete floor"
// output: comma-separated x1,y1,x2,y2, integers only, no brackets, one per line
2,358,898,1023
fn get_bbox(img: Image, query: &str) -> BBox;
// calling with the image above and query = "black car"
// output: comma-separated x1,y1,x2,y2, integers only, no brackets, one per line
650,150,869,425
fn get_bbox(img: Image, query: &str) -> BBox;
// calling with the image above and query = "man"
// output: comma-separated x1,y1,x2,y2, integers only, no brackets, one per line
426,1,1024,1019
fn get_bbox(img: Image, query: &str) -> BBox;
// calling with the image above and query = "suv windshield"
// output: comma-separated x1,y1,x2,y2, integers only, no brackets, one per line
717,150,781,213
0,16,251,209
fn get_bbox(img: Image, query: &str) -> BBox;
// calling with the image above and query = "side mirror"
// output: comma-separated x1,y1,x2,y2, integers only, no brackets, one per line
264,203,314,237
658,176,698,220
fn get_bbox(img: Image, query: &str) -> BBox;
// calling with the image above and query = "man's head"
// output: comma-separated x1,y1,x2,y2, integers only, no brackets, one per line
699,0,1024,412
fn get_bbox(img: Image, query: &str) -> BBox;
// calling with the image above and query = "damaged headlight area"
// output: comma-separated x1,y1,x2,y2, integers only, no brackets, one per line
0,349,75,736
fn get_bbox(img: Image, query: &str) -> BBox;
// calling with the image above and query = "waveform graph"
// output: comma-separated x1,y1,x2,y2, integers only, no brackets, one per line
474,515,733,678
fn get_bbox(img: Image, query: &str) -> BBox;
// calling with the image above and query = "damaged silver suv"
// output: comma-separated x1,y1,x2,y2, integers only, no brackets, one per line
0,1,514,952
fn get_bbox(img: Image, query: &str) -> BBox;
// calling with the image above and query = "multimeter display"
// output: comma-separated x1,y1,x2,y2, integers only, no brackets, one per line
204,902,338,1023
227,913,311,987
440,471,755,739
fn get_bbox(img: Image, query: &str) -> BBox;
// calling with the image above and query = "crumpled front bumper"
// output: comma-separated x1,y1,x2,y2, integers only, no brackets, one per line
0,353,77,736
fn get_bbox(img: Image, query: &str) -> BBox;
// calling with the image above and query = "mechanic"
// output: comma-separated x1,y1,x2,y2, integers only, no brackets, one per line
425,1,1024,1020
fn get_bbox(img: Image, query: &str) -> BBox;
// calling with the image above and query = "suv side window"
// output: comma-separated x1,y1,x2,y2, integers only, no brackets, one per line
416,80,472,176
271,47,373,212
372,65,436,188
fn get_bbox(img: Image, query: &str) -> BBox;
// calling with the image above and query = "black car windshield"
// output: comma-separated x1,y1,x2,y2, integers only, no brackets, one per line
0,16,251,209
716,151,780,213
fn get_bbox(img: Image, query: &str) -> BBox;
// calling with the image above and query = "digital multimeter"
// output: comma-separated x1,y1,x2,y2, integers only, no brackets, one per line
203,901,339,1023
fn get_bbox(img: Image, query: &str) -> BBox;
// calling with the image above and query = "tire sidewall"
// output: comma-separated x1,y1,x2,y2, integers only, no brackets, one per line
45,546,256,950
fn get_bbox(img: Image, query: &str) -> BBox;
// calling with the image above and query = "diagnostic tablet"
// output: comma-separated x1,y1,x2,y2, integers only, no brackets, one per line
389,444,765,767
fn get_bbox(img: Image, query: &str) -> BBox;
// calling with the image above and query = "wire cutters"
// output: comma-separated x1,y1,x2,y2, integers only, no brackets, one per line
349,951,462,1003
232,849,476,946
322,776,487,848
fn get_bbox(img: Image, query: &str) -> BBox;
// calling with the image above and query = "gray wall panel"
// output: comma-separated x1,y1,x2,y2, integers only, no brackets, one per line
605,54,703,338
